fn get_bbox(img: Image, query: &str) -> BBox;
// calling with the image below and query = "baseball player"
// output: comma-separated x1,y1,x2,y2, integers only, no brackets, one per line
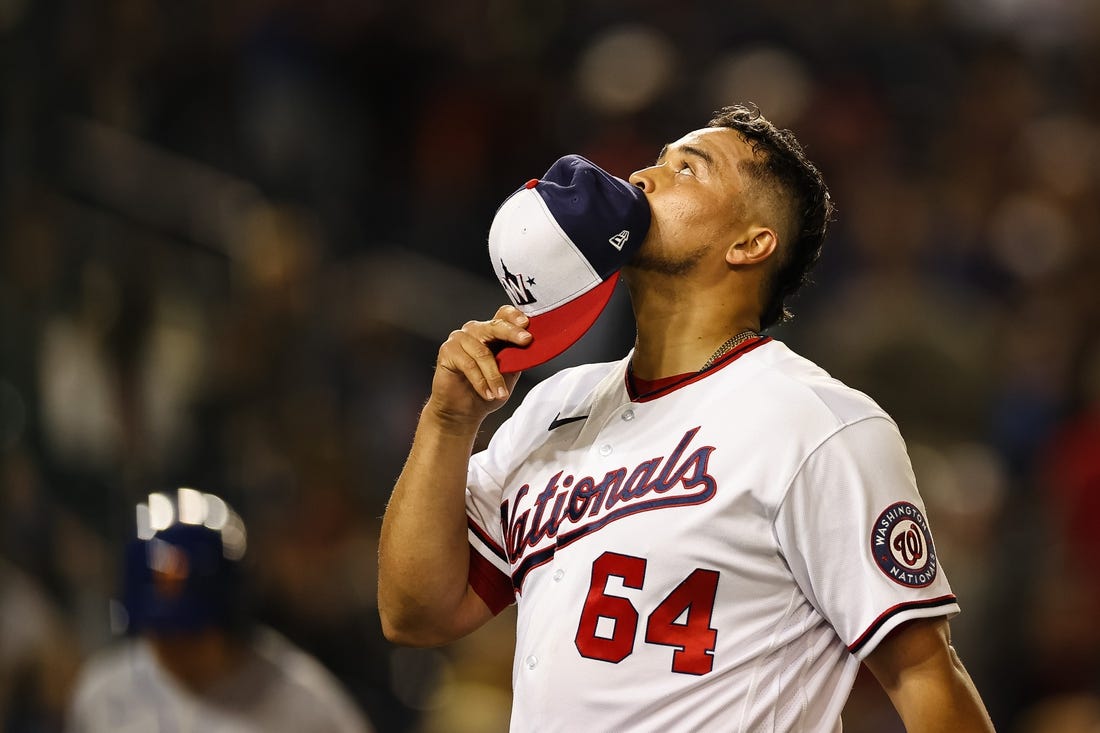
378,105,993,732
69,488,372,733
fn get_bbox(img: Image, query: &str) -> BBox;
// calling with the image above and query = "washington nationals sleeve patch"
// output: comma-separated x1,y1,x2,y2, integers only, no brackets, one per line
870,501,939,588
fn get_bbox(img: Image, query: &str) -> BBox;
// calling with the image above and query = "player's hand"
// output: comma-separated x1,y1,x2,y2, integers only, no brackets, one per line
426,305,530,428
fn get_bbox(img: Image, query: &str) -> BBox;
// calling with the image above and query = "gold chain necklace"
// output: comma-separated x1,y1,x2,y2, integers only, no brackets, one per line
700,329,759,371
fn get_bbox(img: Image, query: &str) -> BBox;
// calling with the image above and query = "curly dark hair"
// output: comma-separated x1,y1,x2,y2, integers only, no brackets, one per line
707,104,835,330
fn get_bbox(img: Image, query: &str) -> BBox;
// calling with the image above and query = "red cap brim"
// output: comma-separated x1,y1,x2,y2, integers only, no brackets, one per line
495,275,620,373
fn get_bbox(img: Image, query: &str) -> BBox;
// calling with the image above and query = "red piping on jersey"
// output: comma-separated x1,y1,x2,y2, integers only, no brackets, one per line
625,336,772,402
468,517,507,562
847,594,958,655
468,545,515,615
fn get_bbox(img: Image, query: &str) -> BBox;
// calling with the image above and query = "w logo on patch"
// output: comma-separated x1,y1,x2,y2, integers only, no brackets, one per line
499,260,537,306
609,230,630,250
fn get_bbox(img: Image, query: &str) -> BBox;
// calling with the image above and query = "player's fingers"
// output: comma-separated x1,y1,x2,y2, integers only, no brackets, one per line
442,329,510,401
482,315,533,350
460,314,529,342
461,326,517,399
493,304,530,328
470,317,530,396
438,311,529,401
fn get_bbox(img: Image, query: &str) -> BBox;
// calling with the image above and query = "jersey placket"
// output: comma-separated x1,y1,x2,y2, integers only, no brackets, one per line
514,372,642,714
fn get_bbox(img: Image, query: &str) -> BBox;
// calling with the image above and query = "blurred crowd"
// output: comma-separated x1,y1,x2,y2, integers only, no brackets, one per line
1,0,1099,731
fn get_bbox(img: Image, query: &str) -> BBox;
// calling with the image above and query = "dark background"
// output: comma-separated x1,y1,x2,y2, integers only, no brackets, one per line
2,1,1099,731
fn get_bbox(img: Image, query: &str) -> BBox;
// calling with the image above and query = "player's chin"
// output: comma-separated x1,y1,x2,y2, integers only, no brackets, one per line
621,230,662,274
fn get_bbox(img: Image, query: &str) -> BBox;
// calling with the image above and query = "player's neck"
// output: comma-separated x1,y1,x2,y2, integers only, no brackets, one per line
625,274,760,380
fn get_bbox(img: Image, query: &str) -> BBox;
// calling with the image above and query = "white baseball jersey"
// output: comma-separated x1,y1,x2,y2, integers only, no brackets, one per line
68,627,372,733
465,337,959,733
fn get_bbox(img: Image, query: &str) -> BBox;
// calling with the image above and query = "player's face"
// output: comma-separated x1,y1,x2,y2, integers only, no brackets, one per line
626,128,757,275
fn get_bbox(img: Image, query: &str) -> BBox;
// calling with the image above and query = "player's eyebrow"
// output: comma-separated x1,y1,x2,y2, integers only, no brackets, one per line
655,143,716,170
680,144,715,169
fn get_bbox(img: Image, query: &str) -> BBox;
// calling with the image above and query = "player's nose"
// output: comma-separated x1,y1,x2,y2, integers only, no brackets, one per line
628,167,657,193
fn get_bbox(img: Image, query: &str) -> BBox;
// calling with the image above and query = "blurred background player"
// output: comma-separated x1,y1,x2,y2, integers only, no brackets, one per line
67,488,373,733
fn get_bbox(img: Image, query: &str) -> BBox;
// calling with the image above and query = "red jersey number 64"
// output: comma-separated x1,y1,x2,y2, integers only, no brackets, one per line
574,551,720,675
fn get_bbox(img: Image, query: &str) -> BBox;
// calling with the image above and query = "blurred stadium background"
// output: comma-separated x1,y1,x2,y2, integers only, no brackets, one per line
2,1,1099,731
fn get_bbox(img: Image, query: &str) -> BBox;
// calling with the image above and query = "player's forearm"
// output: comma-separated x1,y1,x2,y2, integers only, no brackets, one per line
893,667,993,732
378,401,482,645
866,619,994,732
881,645,993,732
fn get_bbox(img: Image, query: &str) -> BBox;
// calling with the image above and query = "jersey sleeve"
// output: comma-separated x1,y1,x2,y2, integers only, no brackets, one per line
465,417,517,615
774,416,960,660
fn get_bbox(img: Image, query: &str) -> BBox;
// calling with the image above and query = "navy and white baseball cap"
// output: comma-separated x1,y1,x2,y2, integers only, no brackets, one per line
489,154,650,373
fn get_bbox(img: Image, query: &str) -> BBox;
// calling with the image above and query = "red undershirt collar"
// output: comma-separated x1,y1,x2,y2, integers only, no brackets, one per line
625,336,771,402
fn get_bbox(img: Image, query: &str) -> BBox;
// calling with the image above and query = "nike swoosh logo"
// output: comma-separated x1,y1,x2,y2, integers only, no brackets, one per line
548,412,589,431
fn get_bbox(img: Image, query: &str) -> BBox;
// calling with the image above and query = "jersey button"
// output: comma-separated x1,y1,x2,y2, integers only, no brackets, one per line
553,569,564,582
525,655,538,670
621,409,635,422
598,443,613,457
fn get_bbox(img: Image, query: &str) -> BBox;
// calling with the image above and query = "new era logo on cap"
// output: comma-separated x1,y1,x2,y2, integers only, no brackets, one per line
609,230,630,250
488,155,650,373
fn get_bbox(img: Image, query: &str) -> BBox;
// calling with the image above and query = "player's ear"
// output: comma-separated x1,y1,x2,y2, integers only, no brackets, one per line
726,226,778,267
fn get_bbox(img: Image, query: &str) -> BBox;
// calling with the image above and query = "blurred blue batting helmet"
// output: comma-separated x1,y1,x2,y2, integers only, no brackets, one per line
122,488,248,634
